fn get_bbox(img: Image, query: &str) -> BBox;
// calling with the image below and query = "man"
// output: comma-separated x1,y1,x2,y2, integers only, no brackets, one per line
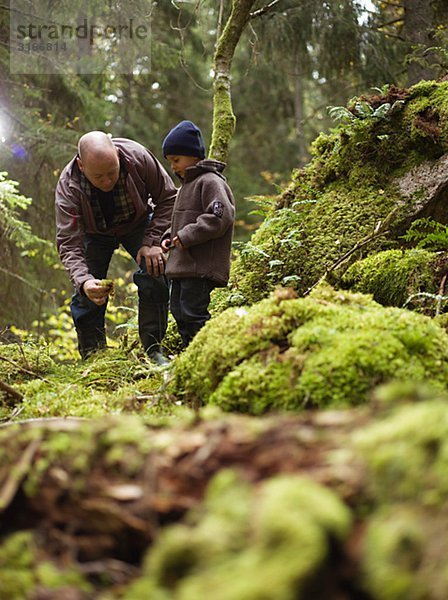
55,131,176,362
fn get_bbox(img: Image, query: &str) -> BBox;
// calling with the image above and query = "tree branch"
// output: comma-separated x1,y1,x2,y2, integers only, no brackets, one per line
0,355,51,383
250,0,282,19
304,207,400,297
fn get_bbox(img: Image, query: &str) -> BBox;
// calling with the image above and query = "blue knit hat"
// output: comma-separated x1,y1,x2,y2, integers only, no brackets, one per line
162,120,206,159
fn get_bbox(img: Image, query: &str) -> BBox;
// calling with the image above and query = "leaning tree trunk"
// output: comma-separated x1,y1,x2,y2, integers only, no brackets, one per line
209,0,257,162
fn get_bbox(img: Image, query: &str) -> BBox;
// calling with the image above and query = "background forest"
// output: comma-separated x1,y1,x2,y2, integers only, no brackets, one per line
1,0,447,341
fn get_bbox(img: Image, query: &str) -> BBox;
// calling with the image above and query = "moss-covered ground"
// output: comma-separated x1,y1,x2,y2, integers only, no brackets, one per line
221,81,448,307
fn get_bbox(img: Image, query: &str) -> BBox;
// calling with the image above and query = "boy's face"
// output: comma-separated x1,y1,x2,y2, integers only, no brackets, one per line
166,155,200,180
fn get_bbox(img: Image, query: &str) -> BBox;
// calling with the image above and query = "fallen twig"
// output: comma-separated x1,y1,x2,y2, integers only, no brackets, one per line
0,437,41,511
0,379,23,402
0,355,52,383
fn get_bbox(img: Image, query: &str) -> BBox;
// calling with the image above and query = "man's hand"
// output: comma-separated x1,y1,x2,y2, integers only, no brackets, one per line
137,245,166,276
83,279,111,306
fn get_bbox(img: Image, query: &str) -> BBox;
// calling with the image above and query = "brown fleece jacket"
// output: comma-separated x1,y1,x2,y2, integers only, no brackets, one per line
55,138,176,291
163,159,235,287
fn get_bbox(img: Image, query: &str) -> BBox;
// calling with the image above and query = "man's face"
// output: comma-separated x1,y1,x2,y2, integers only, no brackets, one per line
77,149,120,192
166,155,199,180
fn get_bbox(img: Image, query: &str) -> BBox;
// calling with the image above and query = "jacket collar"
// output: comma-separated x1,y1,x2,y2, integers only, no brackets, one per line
183,159,226,183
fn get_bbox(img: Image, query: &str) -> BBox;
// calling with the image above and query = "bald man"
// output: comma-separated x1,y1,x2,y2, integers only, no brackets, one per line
55,131,176,361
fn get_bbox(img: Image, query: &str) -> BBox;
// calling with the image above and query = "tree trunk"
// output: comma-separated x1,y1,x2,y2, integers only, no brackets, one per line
403,0,437,85
292,52,308,167
209,0,257,162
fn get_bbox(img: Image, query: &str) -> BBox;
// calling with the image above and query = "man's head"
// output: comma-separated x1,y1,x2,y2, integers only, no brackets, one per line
76,131,120,192
162,120,205,179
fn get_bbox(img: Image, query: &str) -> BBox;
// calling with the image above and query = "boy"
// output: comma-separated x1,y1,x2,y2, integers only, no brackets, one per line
161,120,235,347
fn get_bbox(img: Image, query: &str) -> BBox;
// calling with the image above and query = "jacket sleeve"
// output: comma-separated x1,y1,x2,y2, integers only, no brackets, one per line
176,178,235,248
55,179,92,291
139,150,177,248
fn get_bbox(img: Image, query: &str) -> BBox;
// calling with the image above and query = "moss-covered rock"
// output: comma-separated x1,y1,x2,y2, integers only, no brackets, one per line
123,470,352,600
224,81,448,306
341,248,442,309
172,285,448,413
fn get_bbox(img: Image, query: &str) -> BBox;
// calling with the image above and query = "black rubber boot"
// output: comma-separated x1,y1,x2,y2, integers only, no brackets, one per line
145,343,170,366
76,327,107,360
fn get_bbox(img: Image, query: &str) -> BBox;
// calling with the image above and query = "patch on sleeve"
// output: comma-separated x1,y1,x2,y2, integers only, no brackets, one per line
212,201,224,218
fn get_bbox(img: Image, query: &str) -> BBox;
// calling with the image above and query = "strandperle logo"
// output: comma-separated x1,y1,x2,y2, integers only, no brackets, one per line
9,1,152,75
15,18,149,44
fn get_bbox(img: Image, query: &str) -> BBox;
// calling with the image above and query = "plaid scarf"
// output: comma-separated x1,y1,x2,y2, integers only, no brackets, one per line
79,165,135,232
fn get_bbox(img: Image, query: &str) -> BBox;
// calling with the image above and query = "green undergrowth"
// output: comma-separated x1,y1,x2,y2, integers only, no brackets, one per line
0,341,55,383
341,248,442,310
123,469,352,600
0,344,172,421
223,81,448,307
172,285,448,413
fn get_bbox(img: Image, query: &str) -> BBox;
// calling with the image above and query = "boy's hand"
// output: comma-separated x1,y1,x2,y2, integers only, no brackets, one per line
171,236,184,248
161,238,171,252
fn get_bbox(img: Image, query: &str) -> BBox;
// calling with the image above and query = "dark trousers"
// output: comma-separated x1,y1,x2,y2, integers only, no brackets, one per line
170,278,216,347
70,222,169,358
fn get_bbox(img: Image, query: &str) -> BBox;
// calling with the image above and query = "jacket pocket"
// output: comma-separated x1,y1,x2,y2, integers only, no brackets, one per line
167,247,197,276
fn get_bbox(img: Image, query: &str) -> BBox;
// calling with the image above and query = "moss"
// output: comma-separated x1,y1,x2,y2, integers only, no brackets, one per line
123,471,351,600
341,248,439,308
353,398,448,506
0,342,55,383
0,415,162,502
209,83,236,163
0,532,35,598
171,285,448,413
361,507,426,600
225,81,448,306
360,501,448,600
0,531,91,599
13,346,166,419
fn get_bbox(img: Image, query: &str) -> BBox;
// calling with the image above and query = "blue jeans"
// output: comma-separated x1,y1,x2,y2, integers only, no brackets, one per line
170,278,216,347
70,221,169,358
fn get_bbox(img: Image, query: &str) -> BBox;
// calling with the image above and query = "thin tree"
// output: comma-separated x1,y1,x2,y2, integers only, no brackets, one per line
209,0,258,162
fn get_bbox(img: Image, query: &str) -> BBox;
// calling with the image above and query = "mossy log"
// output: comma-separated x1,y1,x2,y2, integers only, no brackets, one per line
0,410,366,598
2,383,448,598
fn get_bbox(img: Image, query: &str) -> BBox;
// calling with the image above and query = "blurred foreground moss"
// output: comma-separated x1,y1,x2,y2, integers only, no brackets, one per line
124,470,352,600
0,531,91,599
